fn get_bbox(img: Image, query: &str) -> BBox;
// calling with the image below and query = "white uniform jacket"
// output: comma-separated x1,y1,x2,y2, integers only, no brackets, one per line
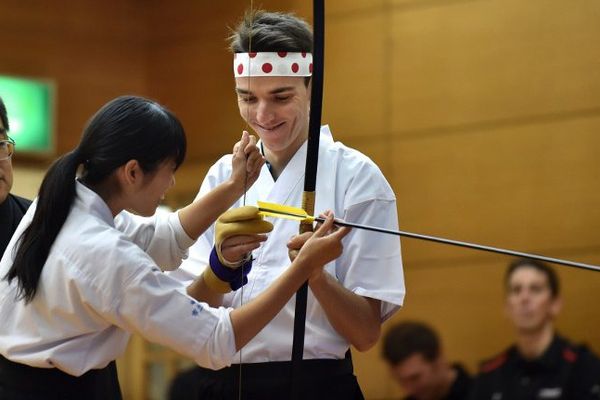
174,126,405,363
0,182,236,376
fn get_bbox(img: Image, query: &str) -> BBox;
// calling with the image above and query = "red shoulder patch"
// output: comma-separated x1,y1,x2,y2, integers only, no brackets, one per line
481,352,507,373
562,347,578,363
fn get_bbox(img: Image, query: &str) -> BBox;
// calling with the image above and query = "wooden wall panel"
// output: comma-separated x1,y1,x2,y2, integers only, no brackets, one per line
322,13,389,140
390,116,600,263
323,0,384,17
147,1,249,163
389,0,600,133
9,166,45,199
0,0,149,154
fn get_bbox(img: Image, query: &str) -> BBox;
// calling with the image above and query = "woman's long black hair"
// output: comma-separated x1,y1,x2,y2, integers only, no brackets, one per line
5,96,186,302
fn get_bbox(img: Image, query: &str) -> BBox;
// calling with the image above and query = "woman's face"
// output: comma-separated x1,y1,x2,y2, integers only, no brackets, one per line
129,160,176,216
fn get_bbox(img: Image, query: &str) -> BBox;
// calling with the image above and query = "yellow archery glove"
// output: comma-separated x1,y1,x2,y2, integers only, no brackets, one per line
203,206,273,293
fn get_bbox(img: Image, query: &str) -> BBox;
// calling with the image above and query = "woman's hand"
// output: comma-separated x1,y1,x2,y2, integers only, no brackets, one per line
230,131,265,196
292,213,350,275
287,210,337,262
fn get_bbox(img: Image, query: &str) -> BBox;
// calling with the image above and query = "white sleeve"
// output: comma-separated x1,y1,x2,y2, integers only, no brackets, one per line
168,160,226,285
118,270,236,370
80,250,237,370
335,164,405,321
114,208,195,272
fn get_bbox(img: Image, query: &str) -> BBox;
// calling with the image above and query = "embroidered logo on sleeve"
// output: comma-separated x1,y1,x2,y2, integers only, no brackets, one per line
538,388,562,399
190,299,204,317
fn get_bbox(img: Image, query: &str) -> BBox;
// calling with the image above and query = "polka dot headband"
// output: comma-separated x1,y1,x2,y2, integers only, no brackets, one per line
233,52,313,77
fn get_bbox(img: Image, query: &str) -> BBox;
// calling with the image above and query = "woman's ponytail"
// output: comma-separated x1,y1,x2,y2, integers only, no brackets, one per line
5,150,82,302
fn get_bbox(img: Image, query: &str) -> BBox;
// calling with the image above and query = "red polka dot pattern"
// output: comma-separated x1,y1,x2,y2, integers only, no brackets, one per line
262,63,273,73
233,52,313,77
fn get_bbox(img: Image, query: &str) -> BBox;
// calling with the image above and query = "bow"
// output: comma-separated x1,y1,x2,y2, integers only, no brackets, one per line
290,1,325,398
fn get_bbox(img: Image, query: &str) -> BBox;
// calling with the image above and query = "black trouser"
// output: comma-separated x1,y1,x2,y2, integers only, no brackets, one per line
0,354,122,400
169,357,365,400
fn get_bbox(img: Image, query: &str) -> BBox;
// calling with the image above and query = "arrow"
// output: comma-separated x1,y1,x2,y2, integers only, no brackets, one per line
257,201,600,273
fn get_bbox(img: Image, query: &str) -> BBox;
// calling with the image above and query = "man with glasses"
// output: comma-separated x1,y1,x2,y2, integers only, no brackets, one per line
0,96,31,256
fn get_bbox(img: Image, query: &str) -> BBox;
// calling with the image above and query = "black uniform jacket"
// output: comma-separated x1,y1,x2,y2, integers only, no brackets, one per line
405,363,472,400
470,335,600,400
0,193,31,256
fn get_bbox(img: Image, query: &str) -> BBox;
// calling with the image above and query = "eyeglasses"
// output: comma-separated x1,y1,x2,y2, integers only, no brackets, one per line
0,137,16,161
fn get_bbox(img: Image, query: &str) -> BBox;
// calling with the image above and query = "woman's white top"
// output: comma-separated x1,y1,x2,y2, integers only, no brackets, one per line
0,182,236,376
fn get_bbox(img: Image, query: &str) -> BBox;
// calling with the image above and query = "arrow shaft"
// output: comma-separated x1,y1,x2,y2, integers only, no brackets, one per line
311,217,600,273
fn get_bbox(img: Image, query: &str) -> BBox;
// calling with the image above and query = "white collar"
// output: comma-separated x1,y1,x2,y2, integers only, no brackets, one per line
75,180,115,227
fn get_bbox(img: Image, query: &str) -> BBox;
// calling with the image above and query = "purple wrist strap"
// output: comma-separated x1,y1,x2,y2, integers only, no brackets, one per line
209,247,252,290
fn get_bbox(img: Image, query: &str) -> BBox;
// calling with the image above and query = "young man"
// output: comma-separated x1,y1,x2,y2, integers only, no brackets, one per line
381,321,471,400
470,259,600,399
173,10,405,399
0,96,31,256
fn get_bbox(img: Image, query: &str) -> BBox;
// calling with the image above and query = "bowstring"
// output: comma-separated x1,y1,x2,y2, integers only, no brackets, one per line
239,2,253,399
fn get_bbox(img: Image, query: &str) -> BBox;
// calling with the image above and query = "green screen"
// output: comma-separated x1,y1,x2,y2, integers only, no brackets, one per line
0,75,53,154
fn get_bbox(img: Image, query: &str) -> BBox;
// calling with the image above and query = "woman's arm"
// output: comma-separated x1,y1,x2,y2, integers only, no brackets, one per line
229,216,350,350
178,131,264,239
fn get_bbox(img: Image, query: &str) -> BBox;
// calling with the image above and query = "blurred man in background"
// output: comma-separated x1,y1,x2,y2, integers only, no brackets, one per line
382,321,471,400
470,258,600,399
0,96,31,256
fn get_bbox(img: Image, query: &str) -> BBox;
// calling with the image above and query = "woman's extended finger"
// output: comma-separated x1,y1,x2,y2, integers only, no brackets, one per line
313,214,335,237
329,225,351,241
315,210,333,230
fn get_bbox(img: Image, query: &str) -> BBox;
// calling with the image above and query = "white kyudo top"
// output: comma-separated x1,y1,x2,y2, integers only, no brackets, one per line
173,126,405,363
0,181,237,376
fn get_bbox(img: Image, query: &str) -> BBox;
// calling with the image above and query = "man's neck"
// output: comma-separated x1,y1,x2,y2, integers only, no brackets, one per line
262,136,307,180
515,323,555,360
264,149,290,181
